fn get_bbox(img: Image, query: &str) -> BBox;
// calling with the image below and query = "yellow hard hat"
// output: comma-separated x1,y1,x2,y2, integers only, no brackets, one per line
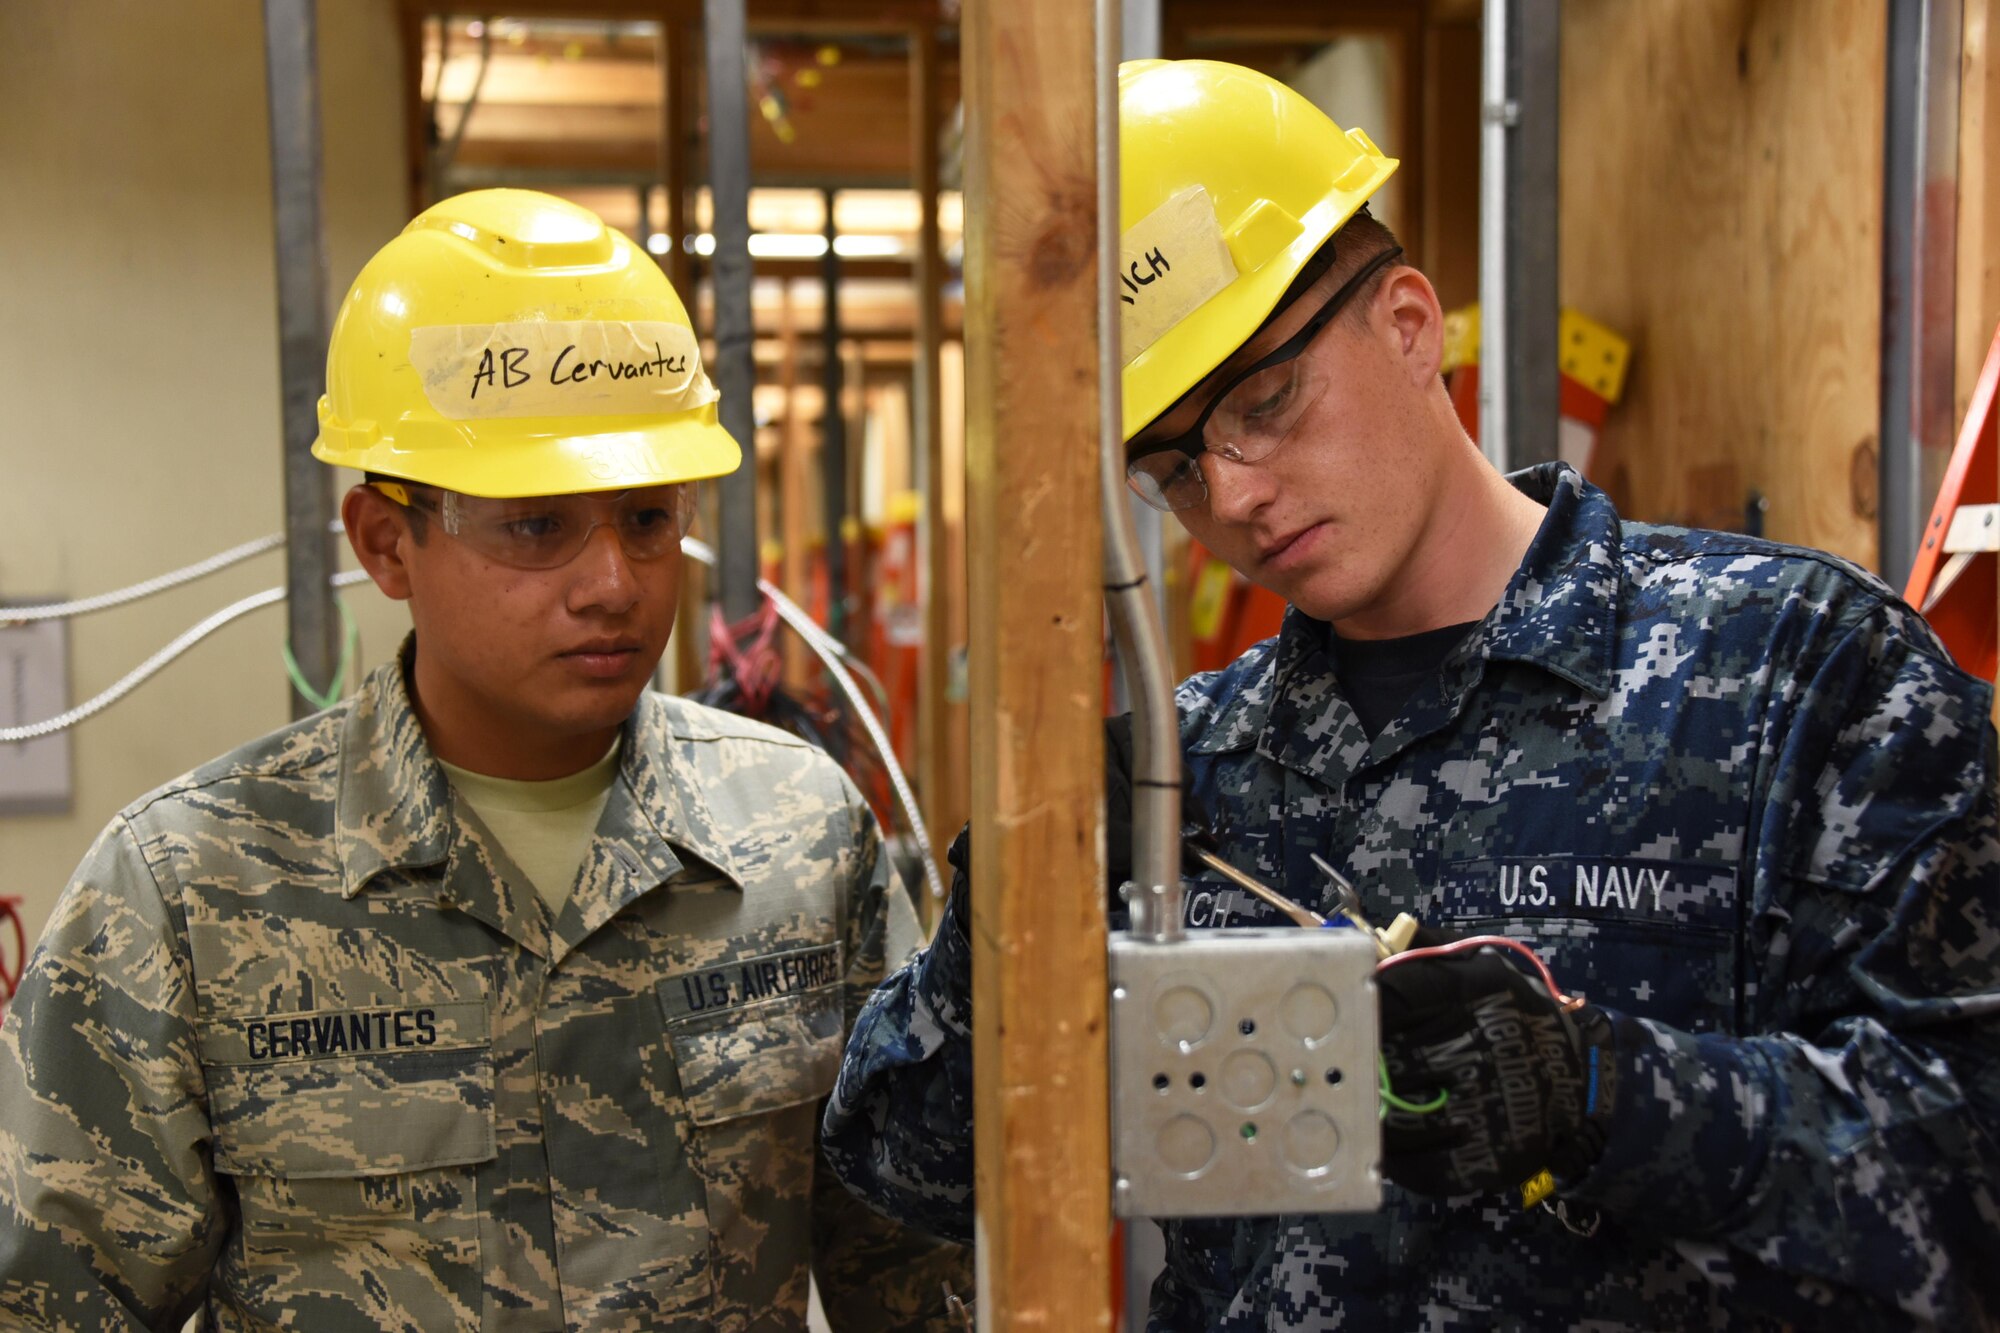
1118,59,1399,438
313,189,740,497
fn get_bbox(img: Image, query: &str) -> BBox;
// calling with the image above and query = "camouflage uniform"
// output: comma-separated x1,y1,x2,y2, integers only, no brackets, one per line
826,465,2000,1330
0,647,966,1330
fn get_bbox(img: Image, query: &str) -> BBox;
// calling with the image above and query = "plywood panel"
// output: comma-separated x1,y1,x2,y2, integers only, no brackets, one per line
1561,1,1884,566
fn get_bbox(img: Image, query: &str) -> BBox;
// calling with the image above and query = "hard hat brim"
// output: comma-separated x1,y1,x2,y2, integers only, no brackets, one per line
313,402,744,498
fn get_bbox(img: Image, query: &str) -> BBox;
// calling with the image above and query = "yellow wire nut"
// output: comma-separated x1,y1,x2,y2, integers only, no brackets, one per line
1520,1169,1557,1210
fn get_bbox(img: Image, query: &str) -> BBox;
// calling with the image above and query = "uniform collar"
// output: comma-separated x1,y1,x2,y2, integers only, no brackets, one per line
333,642,745,938
1191,463,1623,776
333,646,453,896
1477,462,1622,698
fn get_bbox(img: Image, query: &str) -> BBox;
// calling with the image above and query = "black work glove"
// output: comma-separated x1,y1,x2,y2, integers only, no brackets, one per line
1376,947,1618,1199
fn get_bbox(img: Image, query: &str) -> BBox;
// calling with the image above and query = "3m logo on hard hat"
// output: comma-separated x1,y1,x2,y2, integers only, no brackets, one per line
409,320,719,421
1119,186,1239,366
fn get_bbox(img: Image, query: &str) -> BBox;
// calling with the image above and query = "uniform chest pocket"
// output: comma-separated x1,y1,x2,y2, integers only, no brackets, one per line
1436,856,1741,1031
198,1002,496,1331
661,984,844,1126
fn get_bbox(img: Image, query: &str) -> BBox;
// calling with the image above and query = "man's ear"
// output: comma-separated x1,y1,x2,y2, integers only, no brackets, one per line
341,484,416,602
1377,268,1446,388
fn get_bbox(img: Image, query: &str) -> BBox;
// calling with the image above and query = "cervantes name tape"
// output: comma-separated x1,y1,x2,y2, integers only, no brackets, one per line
1120,186,1240,365
410,320,719,421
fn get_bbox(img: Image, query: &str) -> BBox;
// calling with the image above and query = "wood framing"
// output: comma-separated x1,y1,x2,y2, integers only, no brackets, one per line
962,0,1112,1324
912,20,966,929
1962,0,2000,430
1560,0,1886,565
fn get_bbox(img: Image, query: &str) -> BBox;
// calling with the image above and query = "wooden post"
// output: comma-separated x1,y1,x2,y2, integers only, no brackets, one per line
1961,0,2000,431
666,11,704,693
912,20,967,928
963,0,1112,1325
778,279,812,686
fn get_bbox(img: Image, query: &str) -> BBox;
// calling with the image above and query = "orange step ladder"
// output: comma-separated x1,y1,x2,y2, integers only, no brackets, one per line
1903,324,2000,684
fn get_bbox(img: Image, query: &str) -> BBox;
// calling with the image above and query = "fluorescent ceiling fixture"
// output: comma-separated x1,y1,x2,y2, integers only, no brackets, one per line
678,232,904,260
747,233,828,259
832,235,904,258
646,232,671,255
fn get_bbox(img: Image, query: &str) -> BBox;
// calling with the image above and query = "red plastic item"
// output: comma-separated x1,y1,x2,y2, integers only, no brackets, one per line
0,896,27,1013
1904,325,2000,684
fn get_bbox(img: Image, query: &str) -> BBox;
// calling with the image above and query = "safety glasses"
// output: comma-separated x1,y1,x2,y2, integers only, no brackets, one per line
1125,247,1403,513
373,481,694,571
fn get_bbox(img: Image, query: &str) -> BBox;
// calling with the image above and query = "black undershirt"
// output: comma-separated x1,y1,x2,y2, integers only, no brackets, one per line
1332,620,1482,739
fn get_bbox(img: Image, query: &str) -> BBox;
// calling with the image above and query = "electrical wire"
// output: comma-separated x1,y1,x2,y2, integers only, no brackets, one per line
0,571,372,744
1376,933,1578,1010
1378,1053,1449,1116
678,536,944,905
0,533,287,625
2,526,942,906
0,520,345,626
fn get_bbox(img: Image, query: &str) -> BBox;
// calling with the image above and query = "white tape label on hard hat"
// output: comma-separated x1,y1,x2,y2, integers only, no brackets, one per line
1119,186,1240,366
409,320,719,421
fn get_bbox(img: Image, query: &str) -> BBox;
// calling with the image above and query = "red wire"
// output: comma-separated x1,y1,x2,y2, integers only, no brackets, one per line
0,897,23,1002
1376,934,1574,1007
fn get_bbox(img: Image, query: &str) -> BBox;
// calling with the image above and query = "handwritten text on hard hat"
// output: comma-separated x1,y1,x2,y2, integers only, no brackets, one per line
410,320,720,422
1120,186,1240,366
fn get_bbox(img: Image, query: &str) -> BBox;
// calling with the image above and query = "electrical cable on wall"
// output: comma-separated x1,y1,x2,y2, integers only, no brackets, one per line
0,570,372,744
0,532,942,903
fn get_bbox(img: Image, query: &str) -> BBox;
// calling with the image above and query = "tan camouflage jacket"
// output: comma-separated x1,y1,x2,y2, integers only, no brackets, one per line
0,655,966,1330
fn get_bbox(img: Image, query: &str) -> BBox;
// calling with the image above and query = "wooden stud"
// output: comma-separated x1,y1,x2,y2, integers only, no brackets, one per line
398,7,430,216
912,19,966,928
1960,0,2000,432
962,0,1112,1325
778,279,814,686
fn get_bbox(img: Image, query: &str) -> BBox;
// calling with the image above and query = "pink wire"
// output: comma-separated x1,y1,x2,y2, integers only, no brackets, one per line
1375,934,1574,1007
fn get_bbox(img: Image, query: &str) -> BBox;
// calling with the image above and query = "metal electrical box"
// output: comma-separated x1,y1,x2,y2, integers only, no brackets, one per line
1110,929,1380,1218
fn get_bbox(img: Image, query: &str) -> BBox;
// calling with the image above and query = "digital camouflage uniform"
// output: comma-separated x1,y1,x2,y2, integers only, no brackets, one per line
0,649,967,1330
825,464,2000,1330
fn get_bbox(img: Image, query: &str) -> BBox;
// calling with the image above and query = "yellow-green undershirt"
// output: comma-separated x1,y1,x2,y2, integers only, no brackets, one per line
439,740,621,914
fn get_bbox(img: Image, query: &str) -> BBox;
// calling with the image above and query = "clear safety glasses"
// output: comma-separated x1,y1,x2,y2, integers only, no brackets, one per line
374,481,694,571
1125,247,1403,513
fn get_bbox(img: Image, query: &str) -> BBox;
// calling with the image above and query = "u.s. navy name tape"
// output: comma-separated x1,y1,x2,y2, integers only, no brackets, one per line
1120,186,1240,364
410,320,718,421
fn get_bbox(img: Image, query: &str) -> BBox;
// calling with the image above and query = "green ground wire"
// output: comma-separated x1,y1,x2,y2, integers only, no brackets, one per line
1378,1053,1450,1116
281,594,359,712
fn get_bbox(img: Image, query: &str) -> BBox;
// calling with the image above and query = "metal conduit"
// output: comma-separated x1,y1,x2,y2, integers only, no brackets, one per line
1097,0,1182,944
704,0,761,621
821,188,850,642
261,0,340,720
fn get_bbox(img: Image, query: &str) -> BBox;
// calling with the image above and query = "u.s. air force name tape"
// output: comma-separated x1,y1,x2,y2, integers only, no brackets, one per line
409,319,720,421
1120,185,1240,365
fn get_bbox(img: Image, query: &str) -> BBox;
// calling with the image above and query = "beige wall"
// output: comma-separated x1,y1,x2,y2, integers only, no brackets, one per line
0,0,411,948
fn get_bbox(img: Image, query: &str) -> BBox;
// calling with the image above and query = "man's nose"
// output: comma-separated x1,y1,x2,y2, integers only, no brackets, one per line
1199,448,1273,524
567,523,642,614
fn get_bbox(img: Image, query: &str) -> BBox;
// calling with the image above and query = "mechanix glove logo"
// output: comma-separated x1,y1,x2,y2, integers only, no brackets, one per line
1376,947,1617,1199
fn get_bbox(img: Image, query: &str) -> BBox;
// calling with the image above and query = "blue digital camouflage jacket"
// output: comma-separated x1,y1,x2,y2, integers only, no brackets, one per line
824,464,2000,1330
